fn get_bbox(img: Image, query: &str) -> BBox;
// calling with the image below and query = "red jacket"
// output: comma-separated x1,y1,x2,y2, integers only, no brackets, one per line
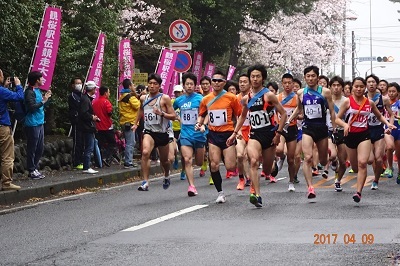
92,95,113,131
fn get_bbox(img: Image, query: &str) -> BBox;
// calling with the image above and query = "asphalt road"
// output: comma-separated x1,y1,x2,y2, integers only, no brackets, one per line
1,162,400,266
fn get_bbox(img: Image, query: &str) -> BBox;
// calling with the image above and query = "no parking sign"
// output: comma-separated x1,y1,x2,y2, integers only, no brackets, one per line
174,51,192,73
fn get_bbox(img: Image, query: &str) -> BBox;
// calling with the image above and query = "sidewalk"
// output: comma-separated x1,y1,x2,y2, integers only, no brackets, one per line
0,161,172,206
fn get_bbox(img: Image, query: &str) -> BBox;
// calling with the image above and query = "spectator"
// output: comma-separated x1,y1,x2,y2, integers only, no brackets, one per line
92,86,117,167
0,69,23,190
24,71,52,179
79,81,99,174
118,79,140,168
68,77,84,170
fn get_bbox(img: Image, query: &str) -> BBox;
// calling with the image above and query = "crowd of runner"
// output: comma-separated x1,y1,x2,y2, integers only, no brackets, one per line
135,64,400,208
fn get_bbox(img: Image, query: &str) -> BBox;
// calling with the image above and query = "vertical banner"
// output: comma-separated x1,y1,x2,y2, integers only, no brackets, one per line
118,39,134,92
191,51,203,85
155,48,178,95
169,71,179,97
30,6,62,91
86,32,106,95
226,65,236,80
204,62,215,78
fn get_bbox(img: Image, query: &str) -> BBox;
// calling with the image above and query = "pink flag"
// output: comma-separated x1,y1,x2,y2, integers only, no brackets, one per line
191,51,203,85
155,48,178,95
169,71,179,97
118,39,134,92
204,62,215,78
227,65,236,80
87,32,106,94
30,6,62,91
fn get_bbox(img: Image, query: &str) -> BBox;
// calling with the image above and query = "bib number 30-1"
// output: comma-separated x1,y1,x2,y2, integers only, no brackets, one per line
250,110,271,129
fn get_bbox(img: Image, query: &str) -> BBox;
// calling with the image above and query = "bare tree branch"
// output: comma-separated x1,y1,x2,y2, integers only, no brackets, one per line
242,26,279,43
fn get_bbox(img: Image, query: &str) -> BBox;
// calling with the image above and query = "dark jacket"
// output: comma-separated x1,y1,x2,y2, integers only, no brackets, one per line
78,93,96,133
24,87,45,127
68,90,82,125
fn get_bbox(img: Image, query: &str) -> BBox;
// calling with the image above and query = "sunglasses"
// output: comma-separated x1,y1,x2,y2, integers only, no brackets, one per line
212,78,226,83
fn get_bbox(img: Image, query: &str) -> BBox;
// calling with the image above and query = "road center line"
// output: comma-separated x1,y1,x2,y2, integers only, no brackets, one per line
122,204,208,232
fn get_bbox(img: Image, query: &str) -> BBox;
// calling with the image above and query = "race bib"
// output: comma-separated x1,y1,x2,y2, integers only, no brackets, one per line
368,113,380,126
250,110,271,129
279,107,294,121
144,110,161,125
181,108,198,125
209,109,228,126
305,104,322,119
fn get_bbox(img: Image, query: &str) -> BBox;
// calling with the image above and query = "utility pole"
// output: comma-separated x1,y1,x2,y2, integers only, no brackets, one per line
351,31,356,80
341,2,346,79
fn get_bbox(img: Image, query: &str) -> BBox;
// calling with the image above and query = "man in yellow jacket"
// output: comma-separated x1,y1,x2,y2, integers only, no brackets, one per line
119,79,140,168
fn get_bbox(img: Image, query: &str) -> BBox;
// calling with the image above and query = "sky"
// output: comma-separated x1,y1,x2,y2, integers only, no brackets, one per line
341,0,400,80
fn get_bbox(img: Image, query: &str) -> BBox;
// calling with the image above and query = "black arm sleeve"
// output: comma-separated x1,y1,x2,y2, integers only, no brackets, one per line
24,89,44,112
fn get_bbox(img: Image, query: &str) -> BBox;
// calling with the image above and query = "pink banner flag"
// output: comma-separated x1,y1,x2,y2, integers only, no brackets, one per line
118,39,134,92
191,51,203,85
168,71,179,97
204,62,215,78
227,65,236,80
30,6,62,91
87,32,106,95
156,48,178,95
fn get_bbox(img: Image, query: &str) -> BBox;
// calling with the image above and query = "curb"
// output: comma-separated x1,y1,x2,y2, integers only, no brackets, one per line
0,164,171,206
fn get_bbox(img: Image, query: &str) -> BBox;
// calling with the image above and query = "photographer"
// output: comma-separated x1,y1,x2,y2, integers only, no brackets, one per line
78,81,99,174
0,69,23,190
118,79,140,168
25,71,52,180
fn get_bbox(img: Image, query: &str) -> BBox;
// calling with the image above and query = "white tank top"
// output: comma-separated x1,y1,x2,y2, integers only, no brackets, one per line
143,94,169,133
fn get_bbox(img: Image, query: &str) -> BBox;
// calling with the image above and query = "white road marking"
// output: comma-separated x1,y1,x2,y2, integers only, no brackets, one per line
122,204,208,232
276,176,288,181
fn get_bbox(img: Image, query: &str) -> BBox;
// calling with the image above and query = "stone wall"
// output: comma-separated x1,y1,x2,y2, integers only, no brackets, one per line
14,137,73,174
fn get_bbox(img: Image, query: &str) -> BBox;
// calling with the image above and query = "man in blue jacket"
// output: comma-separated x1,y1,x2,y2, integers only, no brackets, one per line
0,69,24,190
24,71,52,179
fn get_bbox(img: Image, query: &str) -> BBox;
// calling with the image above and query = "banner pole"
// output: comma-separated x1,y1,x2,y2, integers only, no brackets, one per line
154,46,165,73
85,30,102,83
13,4,48,137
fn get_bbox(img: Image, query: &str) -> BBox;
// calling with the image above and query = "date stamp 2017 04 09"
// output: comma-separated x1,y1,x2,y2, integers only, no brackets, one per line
313,233,375,245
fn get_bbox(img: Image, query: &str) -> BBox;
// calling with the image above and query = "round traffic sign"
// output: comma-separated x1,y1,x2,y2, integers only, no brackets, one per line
174,51,192,73
169,20,191,43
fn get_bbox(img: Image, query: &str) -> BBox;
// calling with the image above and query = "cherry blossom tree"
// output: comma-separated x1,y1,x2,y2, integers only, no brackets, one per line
239,0,346,78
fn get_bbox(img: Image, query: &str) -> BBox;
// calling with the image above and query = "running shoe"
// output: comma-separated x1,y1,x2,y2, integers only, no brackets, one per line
371,181,378,190
277,155,286,171
82,168,98,174
334,180,343,192
188,185,198,197
288,182,295,192
226,170,234,179
345,160,351,168
209,176,214,185
271,163,279,177
383,168,393,178
138,181,149,191
245,177,251,187
163,177,171,190
330,160,338,171
199,169,205,177
394,154,398,162
215,191,226,203
312,168,320,176
269,175,277,183
236,178,245,190
262,171,268,180
294,175,300,184
250,194,262,208
172,157,179,170
249,184,256,194
322,170,329,179
307,186,316,199
201,160,208,171
317,163,323,171
352,192,361,203
74,164,83,170
397,173,400,184
180,171,186,180
348,168,356,173
258,163,263,169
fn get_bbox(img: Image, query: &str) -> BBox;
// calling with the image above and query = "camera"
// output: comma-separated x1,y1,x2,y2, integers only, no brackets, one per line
9,77,15,83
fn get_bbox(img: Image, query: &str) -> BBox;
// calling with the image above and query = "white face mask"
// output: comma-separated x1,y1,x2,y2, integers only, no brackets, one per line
75,84,83,91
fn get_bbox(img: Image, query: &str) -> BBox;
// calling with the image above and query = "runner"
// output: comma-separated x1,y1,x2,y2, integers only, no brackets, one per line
227,64,287,208
235,74,252,190
173,73,207,196
327,76,348,192
199,76,211,181
287,65,336,199
133,73,176,191
293,78,303,184
365,74,394,190
196,71,241,203
384,82,400,180
275,73,298,192
171,85,186,180
343,81,352,98
335,77,395,202
378,79,389,97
